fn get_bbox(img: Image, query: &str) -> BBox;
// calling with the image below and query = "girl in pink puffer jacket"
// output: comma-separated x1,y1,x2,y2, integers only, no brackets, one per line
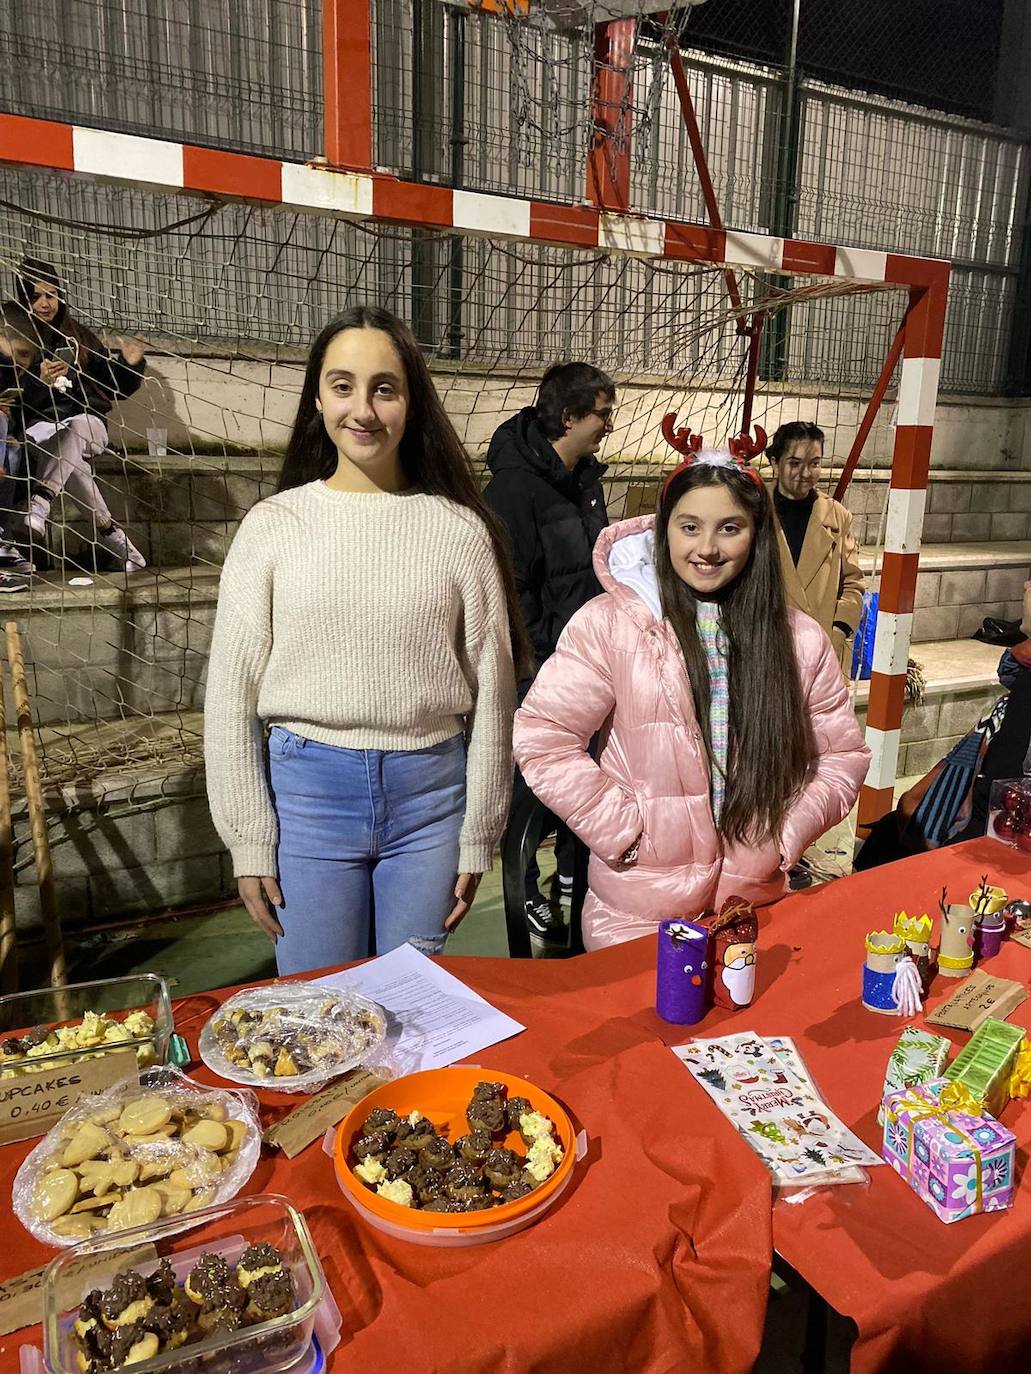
513,442,871,949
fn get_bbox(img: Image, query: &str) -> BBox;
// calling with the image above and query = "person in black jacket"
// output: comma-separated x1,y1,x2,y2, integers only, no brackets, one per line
13,257,147,572
484,361,615,947
0,302,39,587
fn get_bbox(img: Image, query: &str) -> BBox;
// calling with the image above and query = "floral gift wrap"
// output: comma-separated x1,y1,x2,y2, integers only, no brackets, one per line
882,1077,1016,1223
877,1027,950,1126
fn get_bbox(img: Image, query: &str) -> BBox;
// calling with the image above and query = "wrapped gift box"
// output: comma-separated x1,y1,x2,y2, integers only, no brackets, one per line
882,1078,1016,1223
877,1027,951,1126
943,1017,1025,1118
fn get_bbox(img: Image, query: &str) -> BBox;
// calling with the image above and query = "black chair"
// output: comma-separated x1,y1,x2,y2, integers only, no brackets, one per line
500,789,587,958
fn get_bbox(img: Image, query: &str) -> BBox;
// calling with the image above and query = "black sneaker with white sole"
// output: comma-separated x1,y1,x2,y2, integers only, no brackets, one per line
524,896,567,945
0,572,30,593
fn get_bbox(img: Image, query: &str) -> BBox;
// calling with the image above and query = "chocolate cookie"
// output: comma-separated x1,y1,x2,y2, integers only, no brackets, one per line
362,1108,400,1137
419,1136,456,1171
99,1271,148,1327
466,1097,505,1134
353,1132,392,1165
184,1254,245,1312
246,1270,294,1321
383,1147,417,1180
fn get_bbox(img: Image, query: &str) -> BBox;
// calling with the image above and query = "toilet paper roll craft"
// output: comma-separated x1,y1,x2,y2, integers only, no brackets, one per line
937,889,975,978
969,876,1007,916
704,895,758,1010
863,931,908,1013
975,911,1007,963
656,919,712,1026
893,911,934,991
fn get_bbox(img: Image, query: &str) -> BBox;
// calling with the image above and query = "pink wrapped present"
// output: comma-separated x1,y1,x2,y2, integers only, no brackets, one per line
881,1077,1016,1224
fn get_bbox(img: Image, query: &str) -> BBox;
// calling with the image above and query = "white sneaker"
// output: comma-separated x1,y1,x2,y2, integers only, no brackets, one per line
25,494,51,538
0,542,34,574
98,526,146,572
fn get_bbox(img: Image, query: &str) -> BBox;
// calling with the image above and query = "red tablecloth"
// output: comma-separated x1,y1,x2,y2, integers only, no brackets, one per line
1,837,1028,1374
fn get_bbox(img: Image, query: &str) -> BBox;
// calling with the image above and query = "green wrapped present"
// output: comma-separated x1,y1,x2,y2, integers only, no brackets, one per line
943,1017,1024,1117
877,1027,951,1125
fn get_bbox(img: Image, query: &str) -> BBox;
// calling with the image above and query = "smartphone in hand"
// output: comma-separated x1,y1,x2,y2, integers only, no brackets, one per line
53,346,78,367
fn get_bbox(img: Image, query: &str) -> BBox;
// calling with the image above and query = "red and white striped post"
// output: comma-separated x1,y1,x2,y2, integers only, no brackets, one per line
858,259,950,830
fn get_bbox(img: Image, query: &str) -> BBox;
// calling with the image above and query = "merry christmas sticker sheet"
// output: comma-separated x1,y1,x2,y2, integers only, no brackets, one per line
673,1032,882,1185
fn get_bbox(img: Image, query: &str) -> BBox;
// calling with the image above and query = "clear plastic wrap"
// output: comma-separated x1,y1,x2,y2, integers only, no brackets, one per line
988,776,1031,849
198,983,386,1094
13,1067,261,1248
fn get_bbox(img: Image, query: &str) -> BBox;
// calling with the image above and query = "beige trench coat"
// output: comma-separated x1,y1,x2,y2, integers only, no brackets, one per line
773,490,866,667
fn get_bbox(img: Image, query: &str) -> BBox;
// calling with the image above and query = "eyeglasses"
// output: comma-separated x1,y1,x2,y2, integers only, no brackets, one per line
589,407,615,423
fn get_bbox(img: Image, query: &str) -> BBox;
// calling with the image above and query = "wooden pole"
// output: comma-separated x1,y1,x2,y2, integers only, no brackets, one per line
4,623,66,998
0,648,17,993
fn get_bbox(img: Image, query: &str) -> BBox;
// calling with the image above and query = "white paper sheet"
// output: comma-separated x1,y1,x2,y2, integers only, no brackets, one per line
313,942,526,1075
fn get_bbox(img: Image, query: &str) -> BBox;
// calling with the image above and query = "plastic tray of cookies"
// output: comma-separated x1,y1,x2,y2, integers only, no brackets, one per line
12,1068,262,1247
39,1193,333,1374
198,983,386,1093
0,975,173,1080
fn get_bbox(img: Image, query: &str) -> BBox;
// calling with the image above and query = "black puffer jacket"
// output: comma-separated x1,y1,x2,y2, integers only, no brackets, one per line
13,262,145,430
484,407,608,678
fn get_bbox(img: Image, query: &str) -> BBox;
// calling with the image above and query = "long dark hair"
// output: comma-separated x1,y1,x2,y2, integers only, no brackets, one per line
654,462,811,845
14,257,106,358
277,306,531,677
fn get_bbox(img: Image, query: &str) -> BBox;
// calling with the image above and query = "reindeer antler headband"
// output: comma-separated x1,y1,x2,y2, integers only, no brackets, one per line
661,413,767,498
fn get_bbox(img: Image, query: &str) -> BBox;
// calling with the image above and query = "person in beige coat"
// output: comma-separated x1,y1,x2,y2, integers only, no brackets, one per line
766,422,865,671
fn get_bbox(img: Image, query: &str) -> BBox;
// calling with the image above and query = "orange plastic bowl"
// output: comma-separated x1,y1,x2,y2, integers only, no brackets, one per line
333,1067,575,1234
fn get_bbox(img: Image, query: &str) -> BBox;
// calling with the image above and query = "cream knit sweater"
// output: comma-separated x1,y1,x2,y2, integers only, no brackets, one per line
204,481,515,878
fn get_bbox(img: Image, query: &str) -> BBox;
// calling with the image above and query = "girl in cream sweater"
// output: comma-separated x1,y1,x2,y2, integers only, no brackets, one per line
205,307,527,973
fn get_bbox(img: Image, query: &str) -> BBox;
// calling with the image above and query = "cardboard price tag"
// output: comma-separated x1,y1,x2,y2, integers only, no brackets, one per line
263,1068,384,1159
0,1243,157,1336
0,1050,138,1145
926,969,1028,1033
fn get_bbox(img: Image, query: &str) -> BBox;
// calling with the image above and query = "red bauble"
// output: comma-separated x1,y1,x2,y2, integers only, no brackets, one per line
994,813,1018,840
1015,830,1031,854
1001,784,1026,815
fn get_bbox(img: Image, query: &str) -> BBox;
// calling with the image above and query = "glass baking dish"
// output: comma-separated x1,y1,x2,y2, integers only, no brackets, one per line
42,1193,326,1374
0,974,173,1079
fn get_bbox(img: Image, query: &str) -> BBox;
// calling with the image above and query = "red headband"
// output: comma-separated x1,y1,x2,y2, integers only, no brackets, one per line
661,414,767,498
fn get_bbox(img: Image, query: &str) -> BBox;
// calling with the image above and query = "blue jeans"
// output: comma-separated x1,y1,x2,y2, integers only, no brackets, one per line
268,727,467,974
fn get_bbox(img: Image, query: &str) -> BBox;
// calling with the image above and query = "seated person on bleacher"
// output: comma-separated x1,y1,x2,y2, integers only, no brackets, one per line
0,301,37,586
11,256,148,573
855,579,1031,869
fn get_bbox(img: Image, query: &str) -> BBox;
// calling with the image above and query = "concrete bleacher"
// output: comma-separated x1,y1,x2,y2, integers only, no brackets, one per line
7,446,1026,934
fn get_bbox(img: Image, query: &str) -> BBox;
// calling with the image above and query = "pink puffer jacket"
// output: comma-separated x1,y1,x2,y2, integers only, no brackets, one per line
513,515,871,949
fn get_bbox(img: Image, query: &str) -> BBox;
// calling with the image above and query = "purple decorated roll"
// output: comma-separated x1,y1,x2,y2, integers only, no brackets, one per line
657,919,712,1025
975,910,1006,962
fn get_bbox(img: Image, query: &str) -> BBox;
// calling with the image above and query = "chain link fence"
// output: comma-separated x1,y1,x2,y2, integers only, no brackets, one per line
1,0,1029,390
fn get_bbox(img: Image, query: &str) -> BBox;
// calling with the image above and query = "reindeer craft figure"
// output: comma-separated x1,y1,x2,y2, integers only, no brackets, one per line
937,888,975,978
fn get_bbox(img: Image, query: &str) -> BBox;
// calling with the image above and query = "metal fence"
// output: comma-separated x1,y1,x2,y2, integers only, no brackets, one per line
0,0,1027,392
371,3,1028,394
0,0,323,160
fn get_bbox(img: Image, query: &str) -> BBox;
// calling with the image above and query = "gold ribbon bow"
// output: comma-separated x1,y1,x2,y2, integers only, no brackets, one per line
886,1081,984,1210
1009,1039,1031,1100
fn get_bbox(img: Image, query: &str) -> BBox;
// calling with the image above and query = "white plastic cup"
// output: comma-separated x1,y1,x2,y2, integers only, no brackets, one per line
146,426,167,457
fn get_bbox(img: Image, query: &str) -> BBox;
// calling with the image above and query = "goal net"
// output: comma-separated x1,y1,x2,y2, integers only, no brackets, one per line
0,162,907,825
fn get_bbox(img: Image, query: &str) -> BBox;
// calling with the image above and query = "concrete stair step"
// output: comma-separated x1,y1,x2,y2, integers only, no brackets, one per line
860,542,1030,643
852,636,1011,777
5,567,217,728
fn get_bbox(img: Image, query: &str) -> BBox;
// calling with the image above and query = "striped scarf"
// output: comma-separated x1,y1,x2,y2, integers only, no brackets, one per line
696,602,730,825
910,650,1023,846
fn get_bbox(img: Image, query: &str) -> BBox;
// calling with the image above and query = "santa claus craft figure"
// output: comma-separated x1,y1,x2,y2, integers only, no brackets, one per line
704,896,759,1010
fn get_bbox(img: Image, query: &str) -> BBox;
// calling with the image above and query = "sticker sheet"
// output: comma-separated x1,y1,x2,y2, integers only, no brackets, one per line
673,1032,882,1185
